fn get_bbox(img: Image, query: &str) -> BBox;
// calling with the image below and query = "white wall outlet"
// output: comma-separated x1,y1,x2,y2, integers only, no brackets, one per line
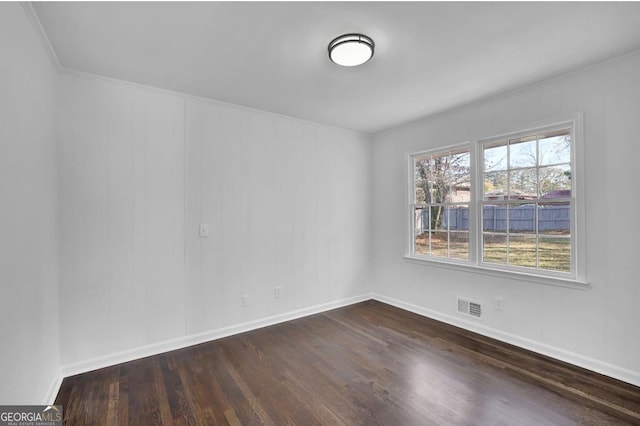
199,223,209,238
242,294,250,307
494,297,504,311
275,286,282,299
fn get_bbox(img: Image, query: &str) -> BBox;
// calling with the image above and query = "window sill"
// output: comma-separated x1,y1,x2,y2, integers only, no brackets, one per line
403,255,590,290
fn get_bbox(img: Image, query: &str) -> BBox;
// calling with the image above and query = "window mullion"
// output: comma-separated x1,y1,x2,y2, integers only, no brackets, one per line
535,137,540,269
470,141,480,265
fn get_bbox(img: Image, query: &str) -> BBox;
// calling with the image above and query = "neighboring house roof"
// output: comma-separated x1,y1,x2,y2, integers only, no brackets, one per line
485,189,536,200
541,189,571,199
484,189,571,201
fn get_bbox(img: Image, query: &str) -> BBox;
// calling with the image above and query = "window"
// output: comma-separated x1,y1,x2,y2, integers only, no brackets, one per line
408,118,583,284
482,128,572,273
412,148,471,260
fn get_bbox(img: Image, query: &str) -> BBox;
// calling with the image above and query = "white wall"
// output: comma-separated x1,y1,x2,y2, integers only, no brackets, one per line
371,51,640,385
185,99,371,334
57,74,372,371
57,75,187,365
0,4,60,404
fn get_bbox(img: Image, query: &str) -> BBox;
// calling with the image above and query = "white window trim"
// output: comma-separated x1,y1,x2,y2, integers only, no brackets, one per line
405,113,588,290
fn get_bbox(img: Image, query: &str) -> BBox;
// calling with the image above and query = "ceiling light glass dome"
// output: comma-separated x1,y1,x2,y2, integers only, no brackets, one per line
328,33,374,67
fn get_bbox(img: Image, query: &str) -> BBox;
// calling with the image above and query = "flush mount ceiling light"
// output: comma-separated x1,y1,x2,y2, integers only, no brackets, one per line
328,33,375,67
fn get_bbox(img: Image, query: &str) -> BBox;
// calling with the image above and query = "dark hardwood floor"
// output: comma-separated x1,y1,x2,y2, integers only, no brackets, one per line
55,300,640,425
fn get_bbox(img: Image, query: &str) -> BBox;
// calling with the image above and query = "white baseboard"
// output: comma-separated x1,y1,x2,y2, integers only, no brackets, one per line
371,293,640,388
61,293,372,379
44,368,63,405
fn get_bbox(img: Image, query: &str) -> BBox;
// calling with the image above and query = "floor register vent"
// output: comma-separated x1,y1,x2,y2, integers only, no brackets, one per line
457,297,483,318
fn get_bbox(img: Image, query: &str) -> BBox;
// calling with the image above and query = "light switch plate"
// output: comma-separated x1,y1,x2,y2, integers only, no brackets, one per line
199,224,209,238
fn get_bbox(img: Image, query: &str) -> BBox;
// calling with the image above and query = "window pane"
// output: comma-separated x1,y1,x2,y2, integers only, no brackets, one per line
446,205,468,231
509,137,537,168
484,171,508,200
483,204,507,232
484,143,507,172
428,155,449,204
508,235,537,268
538,164,571,197
414,206,428,235
414,158,429,203
431,231,448,257
449,184,471,203
431,206,447,231
414,231,429,255
510,168,537,198
449,151,471,202
483,234,507,264
538,236,571,272
508,204,536,233
538,203,571,235
450,150,470,170
450,232,468,260
539,130,571,166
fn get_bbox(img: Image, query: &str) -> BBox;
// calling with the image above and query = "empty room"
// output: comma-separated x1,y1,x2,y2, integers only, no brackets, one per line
2,1,640,424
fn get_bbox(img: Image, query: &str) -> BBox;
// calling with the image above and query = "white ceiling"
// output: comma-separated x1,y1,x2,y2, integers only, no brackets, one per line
33,2,640,134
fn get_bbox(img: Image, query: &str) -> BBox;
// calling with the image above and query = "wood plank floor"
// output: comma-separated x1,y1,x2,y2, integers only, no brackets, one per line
55,300,640,425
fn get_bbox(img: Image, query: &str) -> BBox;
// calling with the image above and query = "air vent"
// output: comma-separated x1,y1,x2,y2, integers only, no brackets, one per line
457,297,483,319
